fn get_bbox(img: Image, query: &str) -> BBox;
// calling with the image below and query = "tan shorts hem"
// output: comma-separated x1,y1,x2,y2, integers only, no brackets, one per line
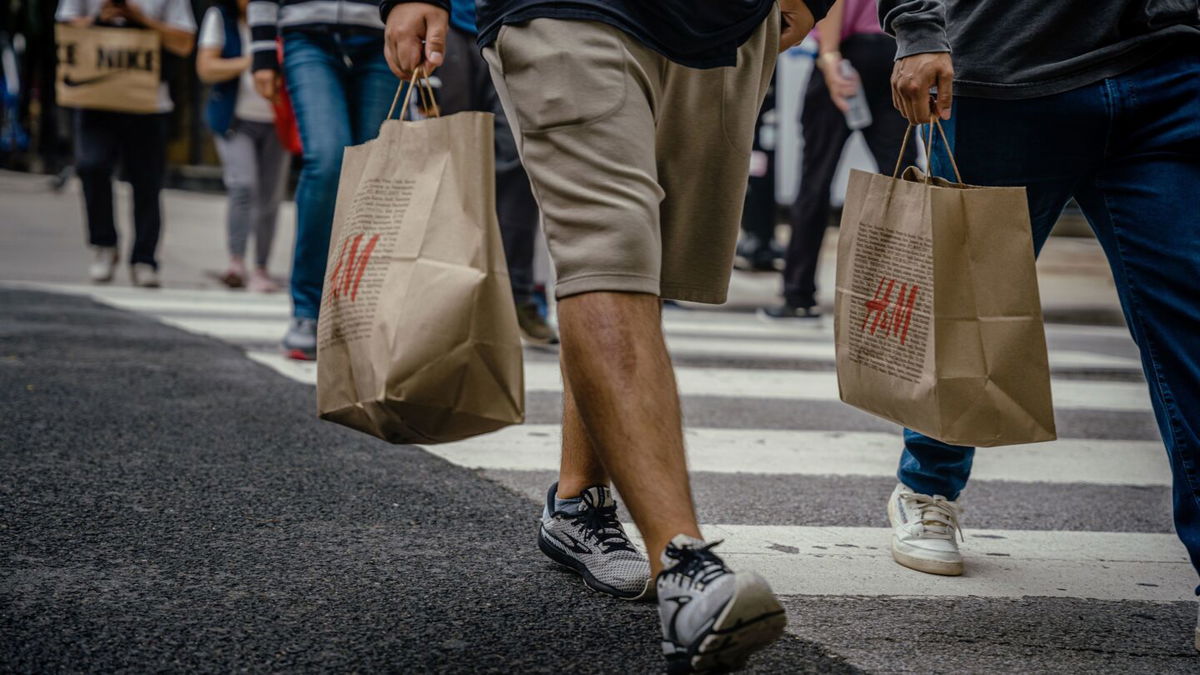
554,272,660,299
660,283,728,305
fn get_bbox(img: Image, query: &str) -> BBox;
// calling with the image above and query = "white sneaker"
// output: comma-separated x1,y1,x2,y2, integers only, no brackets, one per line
88,246,118,283
887,483,964,576
129,263,161,288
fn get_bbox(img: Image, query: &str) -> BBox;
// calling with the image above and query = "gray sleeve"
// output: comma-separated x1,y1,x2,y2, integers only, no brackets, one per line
877,0,951,59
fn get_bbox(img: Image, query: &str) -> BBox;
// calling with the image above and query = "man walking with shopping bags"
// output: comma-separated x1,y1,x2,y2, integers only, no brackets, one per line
381,1,828,671
877,0,1200,642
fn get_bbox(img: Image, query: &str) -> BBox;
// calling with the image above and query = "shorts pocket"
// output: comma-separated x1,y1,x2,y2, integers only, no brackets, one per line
494,20,627,132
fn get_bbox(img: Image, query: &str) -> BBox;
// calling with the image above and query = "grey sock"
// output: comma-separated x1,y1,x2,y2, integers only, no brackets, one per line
554,494,583,515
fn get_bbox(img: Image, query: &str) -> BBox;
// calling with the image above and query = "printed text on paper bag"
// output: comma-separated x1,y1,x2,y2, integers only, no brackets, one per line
846,223,933,384
318,178,415,348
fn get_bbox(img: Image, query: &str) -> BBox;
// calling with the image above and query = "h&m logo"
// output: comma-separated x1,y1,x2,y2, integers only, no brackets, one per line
329,233,380,301
862,277,919,345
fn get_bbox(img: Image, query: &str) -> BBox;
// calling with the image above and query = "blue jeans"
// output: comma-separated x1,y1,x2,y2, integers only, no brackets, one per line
899,45,1200,580
283,30,399,319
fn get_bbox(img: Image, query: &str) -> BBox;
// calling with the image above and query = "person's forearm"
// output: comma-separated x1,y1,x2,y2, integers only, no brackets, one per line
140,15,195,55
248,0,280,71
877,0,950,58
197,51,249,83
816,0,844,57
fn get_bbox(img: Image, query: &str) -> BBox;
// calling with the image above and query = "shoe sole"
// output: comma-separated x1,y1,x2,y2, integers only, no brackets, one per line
669,573,787,674
537,527,652,601
887,497,964,576
284,348,316,362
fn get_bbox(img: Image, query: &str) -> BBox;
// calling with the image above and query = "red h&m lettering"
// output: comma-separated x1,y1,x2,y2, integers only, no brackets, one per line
329,234,380,301
861,277,919,345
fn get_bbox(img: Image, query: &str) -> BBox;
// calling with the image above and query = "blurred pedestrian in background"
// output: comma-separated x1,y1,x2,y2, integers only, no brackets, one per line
436,0,556,344
197,0,287,293
248,0,399,359
56,0,196,288
761,0,913,320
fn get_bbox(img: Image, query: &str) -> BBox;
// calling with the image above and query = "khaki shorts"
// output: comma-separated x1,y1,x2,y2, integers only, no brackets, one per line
483,10,779,303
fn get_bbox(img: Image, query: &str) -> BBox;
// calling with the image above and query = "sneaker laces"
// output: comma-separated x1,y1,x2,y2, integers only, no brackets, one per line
571,502,636,554
902,492,964,542
662,540,729,589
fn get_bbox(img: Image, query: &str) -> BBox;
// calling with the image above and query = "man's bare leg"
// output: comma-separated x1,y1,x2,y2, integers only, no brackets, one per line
557,290,701,575
557,366,610,498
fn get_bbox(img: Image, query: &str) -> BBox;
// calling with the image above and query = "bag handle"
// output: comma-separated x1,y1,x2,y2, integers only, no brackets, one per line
890,119,963,184
384,66,441,123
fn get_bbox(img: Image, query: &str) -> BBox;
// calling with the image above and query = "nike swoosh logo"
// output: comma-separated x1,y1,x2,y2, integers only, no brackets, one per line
561,532,591,555
62,73,124,87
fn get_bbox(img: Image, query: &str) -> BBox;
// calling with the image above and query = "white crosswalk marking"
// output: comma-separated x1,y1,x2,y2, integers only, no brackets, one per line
17,281,1190,609
426,425,1172,486
245,351,1151,412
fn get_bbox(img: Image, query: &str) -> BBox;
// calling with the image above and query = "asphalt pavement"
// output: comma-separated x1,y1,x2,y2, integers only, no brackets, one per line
0,288,855,673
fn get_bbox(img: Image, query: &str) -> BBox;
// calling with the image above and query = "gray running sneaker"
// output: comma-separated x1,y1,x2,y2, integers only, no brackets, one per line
282,317,318,361
538,483,651,600
657,535,786,674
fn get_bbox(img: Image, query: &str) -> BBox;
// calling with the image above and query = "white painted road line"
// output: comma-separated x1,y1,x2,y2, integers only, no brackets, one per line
426,425,1170,486
24,282,1134,345
156,315,1139,371
663,335,1140,371
246,352,1153,413
625,524,1195,603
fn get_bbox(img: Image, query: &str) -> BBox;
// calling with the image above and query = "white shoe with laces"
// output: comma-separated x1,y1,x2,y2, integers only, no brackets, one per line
887,482,964,576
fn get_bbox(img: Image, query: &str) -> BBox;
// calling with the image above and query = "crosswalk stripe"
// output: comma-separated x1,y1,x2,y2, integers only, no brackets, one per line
245,352,1152,412
424,425,1170,486
151,314,1140,372
662,335,1140,370
18,282,1134,344
622,524,1194,603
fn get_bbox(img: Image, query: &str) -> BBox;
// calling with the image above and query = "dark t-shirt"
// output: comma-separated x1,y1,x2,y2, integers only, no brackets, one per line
382,0,833,68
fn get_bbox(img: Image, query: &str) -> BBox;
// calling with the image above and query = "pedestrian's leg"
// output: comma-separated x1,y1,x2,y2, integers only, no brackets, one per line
252,123,289,272
347,39,400,146
852,35,918,173
558,291,699,575
782,74,850,310
123,113,168,269
214,124,256,282
282,32,353,320
1069,48,1200,580
73,110,119,250
557,362,609,497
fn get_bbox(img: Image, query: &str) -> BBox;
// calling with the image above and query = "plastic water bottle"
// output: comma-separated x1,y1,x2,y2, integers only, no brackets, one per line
839,60,872,130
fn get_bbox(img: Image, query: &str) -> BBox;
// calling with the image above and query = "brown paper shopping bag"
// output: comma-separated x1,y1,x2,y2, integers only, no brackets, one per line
316,75,524,444
55,24,161,114
834,122,1055,447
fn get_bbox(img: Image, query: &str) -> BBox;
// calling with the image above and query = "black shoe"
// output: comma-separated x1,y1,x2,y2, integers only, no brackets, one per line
734,235,783,273
757,303,821,321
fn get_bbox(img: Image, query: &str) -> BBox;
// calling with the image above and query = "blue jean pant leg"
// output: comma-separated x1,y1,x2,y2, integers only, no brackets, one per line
897,84,1109,499
284,31,355,320
1070,50,1200,586
343,37,399,145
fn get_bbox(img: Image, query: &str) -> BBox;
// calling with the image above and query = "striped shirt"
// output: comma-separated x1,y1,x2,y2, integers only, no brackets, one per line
248,0,384,71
